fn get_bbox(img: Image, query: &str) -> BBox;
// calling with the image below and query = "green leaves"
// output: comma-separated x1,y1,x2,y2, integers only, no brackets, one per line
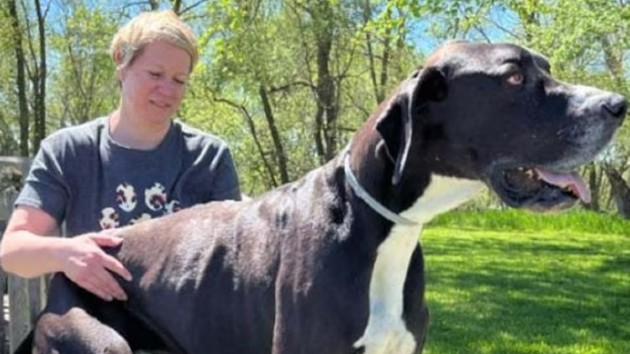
47,1,119,127
0,0,628,200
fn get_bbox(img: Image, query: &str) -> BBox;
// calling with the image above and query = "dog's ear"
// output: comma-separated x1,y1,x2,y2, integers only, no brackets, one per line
376,67,447,185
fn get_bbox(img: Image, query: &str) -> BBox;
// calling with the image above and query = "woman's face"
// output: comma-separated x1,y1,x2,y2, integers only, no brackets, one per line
118,40,191,126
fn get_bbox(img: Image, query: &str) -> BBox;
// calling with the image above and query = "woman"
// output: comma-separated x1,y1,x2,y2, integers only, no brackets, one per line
0,10,241,302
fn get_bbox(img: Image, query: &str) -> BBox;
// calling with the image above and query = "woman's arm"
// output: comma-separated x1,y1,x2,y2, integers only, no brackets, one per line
0,205,132,301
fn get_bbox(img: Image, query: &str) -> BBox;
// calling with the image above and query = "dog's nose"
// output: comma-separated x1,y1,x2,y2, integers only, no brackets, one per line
602,94,627,121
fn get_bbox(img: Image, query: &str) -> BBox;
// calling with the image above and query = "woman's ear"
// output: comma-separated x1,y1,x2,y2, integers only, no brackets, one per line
113,50,124,83
375,67,447,185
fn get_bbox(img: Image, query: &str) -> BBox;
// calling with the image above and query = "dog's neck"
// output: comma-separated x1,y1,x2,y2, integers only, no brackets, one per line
398,175,484,224
343,152,417,225
346,137,485,228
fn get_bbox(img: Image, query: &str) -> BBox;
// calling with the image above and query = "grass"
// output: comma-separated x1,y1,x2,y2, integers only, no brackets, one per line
421,210,630,354
429,209,629,235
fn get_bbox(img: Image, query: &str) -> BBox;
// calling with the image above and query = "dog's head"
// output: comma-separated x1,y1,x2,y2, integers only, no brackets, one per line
375,41,627,211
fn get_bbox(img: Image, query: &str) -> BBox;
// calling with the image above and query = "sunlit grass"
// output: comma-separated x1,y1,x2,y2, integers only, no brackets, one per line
421,210,630,354
429,209,629,235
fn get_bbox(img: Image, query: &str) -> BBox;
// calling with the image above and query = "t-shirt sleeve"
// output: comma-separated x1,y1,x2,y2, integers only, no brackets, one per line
14,139,69,224
209,145,242,202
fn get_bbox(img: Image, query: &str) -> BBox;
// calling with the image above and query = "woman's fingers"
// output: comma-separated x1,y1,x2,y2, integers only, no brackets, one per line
89,232,124,248
62,234,133,301
100,253,133,282
90,265,128,301
79,277,114,301
70,260,127,301
88,232,133,281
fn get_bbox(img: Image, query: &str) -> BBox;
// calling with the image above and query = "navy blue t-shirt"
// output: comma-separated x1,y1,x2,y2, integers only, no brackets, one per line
16,117,241,236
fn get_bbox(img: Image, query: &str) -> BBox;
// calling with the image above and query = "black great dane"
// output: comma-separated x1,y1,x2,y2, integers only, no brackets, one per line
17,42,626,354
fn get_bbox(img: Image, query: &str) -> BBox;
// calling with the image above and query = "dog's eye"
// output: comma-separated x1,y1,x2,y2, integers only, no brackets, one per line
506,72,524,86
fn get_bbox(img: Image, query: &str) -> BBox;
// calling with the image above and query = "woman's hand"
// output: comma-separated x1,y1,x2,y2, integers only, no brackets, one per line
60,232,133,301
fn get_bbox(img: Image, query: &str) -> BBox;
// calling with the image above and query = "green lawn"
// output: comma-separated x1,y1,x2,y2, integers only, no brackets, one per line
421,211,630,354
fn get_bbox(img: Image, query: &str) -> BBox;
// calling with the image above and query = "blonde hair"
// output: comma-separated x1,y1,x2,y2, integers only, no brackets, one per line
110,10,198,73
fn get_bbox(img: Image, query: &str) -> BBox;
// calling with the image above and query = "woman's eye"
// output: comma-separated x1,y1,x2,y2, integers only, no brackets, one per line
149,71,161,78
174,79,186,85
506,71,524,86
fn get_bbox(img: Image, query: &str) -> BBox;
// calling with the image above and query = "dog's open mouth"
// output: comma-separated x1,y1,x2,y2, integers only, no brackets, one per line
489,166,590,211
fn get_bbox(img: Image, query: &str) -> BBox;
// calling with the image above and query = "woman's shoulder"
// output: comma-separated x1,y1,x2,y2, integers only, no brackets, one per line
39,117,106,156
173,120,230,150
43,117,106,147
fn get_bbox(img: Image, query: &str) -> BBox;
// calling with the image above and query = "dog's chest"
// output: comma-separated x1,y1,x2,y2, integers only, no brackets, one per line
354,176,484,354
353,224,420,354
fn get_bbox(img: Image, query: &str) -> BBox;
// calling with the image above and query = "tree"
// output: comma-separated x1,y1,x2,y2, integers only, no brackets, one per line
5,0,29,156
184,0,419,194
604,165,630,219
0,0,628,206
47,0,118,127
27,0,48,153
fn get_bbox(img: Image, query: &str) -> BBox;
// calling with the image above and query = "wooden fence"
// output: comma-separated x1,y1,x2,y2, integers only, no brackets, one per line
0,270,47,353
1,202,48,354
1,156,42,353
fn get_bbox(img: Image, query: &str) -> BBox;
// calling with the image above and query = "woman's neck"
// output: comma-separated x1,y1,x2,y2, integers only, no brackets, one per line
108,108,172,150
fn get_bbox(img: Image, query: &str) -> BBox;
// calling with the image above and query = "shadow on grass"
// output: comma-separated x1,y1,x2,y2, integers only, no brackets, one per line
421,231,630,354
598,254,630,273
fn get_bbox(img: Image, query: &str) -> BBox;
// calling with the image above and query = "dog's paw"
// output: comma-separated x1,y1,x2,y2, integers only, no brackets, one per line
353,316,416,354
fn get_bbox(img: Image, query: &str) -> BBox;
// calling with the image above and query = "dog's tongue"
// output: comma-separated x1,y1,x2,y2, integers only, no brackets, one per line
535,169,591,203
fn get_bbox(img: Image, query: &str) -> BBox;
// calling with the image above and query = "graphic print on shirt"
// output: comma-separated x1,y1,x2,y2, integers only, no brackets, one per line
115,182,137,212
99,182,181,230
145,183,167,211
165,200,181,214
99,207,120,229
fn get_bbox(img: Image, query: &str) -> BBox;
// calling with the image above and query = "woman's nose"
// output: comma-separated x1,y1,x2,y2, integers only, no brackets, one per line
157,78,181,97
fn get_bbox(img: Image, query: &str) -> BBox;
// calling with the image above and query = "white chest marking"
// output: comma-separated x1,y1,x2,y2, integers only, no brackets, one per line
354,176,484,354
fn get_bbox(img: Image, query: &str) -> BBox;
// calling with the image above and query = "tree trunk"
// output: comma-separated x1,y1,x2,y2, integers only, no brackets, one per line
8,0,29,157
309,0,338,164
212,96,278,189
30,0,47,154
584,164,601,211
259,86,289,184
171,0,182,14
604,166,630,219
362,0,387,105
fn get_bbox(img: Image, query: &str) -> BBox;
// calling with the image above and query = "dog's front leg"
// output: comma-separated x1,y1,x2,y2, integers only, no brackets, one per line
34,309,133,354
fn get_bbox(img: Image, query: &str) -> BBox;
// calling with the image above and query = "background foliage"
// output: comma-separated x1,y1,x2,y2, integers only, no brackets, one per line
0,0,629,214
